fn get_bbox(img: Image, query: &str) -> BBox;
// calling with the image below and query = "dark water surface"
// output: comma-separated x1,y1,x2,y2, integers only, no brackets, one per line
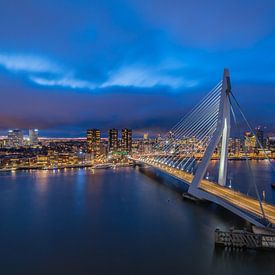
0,163,275,275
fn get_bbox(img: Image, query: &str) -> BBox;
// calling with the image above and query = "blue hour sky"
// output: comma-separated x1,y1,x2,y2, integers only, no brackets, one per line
0,0,275,137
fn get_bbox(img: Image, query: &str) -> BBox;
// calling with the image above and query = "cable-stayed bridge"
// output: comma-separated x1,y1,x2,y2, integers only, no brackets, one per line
131,69,275,228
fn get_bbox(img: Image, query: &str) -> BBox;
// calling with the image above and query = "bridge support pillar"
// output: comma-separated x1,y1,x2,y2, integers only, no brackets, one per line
218,69,231,186
189,68,231,195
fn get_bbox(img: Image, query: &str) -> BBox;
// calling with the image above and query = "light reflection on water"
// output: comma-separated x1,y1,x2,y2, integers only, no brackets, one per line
0,165,274,274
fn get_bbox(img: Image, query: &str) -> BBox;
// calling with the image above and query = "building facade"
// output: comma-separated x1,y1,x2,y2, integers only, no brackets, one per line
255,127,264,148
121,128,132,152
244,132,256,154
8,129,24,148
108,129,118,152
87,129,101,157
29,129,39,146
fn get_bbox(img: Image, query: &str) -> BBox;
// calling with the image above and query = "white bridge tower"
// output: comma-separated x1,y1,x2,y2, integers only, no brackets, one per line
189,69,231,196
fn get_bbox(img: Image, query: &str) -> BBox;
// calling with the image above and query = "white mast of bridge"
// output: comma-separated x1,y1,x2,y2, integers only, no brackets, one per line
189,69,231,196
218,69,231,186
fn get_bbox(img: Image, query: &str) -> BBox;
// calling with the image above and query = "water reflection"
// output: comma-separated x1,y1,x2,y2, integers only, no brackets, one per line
74,169,87,213
212,247,275,274
0,166,274,274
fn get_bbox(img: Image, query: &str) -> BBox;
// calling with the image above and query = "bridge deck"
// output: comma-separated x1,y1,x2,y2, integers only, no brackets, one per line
138,159,275,225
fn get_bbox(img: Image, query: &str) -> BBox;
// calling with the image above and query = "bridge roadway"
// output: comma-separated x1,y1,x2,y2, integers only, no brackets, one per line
136,158,275,225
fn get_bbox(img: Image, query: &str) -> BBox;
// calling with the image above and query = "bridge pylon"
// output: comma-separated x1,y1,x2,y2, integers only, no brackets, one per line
189,69,231,197
133,68,275,227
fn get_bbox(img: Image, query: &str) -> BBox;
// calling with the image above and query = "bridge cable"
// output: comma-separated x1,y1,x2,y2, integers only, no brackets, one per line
155,85,222,164
229,93,267,221
230,92,275,172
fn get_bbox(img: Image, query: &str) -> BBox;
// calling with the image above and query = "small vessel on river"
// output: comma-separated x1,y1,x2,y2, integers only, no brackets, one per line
93,164,112,169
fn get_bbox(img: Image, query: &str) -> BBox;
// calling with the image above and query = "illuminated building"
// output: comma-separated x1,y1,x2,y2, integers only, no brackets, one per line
244,132,256,154
100,141,108,156
0,138,8,148
121,129,132,152
36,155,48,166
108,129,118,152
268,136,275,158
143,133,150,153
268,136,275,149
255,127,264,148
229,138,241,156
29,129,39,146
157,134,161,142
87,129,101,157
8,129,24,148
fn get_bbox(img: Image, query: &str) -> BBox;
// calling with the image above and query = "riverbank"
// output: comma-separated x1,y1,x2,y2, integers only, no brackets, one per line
0,163,133,172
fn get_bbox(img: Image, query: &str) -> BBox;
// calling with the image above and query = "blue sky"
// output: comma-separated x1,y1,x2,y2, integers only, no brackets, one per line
0,0,275,136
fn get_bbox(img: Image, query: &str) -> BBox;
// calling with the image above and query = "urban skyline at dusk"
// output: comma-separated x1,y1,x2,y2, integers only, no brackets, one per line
1,1,275,137
1,1,275,274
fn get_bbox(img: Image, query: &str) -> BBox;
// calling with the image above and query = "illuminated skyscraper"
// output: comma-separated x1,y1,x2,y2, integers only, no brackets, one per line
29,129,39,146
8,129,24,148
255,127,264,148
87,129,101,156
143,132,150,153
108,129,118,152
268,136,275,149
228,138,241,156
244,132,256,154
121,129,132,152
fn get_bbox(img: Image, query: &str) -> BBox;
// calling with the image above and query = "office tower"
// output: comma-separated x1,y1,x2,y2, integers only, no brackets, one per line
108,129,118,152
229,138,241,156
255,127,264,148
267,136,275,149
29,129,39,146
121,128,132,152
244,132,256,154
8,129,24,148
86,129,101,156
143,133,150,153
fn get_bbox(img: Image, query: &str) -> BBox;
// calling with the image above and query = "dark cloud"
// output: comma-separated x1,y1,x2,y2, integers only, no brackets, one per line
0,0,275,136
129,0,275,49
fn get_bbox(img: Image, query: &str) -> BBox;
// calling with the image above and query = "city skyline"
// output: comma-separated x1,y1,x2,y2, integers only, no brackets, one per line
0,125,274,139
1,1,275,136
1,2,275,273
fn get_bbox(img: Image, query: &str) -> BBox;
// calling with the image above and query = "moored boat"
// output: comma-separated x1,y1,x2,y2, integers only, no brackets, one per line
93,164,112,169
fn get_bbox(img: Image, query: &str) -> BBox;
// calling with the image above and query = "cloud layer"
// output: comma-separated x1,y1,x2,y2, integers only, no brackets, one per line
0,0,275,136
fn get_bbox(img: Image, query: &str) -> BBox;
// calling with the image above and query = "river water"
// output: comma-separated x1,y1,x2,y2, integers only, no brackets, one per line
0,161,274,274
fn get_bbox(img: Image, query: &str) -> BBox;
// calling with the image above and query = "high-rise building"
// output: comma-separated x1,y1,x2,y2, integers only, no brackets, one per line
229,138,241,156
108,129,118,152
8,129,24,148
255,127,264,148
121,129,132,152
244,132,256,154
268,136,275,149
29,129,39,146
143,133,150,154
87,129,101,156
